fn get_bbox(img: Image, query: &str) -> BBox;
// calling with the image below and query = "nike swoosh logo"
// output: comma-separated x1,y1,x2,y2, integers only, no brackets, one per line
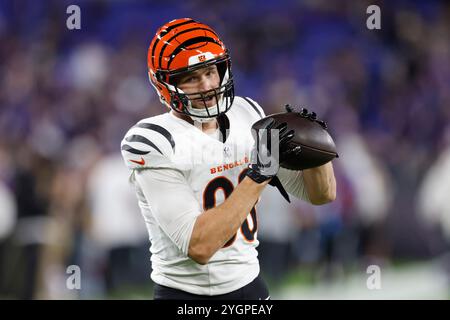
130,157,145,165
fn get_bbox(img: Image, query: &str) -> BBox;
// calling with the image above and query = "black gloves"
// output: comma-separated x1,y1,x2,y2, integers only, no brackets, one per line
246,118,294,182
284,104,328,130
246,117,295,202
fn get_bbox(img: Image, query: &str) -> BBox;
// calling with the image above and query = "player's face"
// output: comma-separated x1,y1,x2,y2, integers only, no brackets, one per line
176,65,221,109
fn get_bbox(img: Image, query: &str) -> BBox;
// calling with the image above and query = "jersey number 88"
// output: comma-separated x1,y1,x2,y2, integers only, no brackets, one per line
203,169,258,248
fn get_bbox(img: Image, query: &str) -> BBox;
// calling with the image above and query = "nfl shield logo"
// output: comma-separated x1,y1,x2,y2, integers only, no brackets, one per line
224,146,231,158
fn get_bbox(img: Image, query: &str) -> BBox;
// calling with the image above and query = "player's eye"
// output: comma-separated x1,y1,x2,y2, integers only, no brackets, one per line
206,68,217,76
182,76,197,84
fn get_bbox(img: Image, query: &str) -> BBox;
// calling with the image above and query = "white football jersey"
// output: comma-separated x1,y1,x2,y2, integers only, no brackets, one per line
121,96,308,295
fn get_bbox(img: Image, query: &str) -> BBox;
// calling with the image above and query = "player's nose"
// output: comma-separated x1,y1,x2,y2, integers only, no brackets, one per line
198,76,215,92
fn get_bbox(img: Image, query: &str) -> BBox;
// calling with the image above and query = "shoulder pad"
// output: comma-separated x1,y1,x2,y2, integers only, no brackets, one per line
239,96,266,120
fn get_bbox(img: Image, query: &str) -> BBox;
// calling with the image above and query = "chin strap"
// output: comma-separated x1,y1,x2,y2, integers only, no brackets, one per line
269,176,291,203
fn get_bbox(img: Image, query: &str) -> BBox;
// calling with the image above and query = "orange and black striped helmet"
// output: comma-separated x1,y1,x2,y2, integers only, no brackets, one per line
147,18,234,121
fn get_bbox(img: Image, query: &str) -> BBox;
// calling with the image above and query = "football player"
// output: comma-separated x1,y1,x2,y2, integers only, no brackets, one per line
121,18,336,300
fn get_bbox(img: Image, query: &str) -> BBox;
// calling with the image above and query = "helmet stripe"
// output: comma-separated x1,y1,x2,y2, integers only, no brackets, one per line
166,36,222,69
150,19,196,68
158,27,219,69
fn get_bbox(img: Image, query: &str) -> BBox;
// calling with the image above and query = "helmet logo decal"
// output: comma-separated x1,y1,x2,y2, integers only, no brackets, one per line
188,52,215,66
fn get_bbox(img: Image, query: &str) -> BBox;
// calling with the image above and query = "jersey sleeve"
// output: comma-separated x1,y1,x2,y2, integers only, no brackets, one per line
135,168,201,256
277,167,311,203
121,121,199,255
121,120,176,170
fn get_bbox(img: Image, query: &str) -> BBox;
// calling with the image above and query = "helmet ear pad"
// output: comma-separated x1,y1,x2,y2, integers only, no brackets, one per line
170,93,190,111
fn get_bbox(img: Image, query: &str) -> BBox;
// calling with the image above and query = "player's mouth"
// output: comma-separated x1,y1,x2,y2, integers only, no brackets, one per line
192,95,217,107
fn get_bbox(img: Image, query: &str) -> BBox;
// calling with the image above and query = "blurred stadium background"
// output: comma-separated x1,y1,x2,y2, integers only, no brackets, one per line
0,0,449,299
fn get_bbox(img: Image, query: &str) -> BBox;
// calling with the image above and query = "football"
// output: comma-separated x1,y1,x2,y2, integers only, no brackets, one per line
252,112,338,170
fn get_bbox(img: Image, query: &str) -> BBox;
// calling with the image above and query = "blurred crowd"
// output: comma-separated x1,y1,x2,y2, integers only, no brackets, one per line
0,0,449,299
